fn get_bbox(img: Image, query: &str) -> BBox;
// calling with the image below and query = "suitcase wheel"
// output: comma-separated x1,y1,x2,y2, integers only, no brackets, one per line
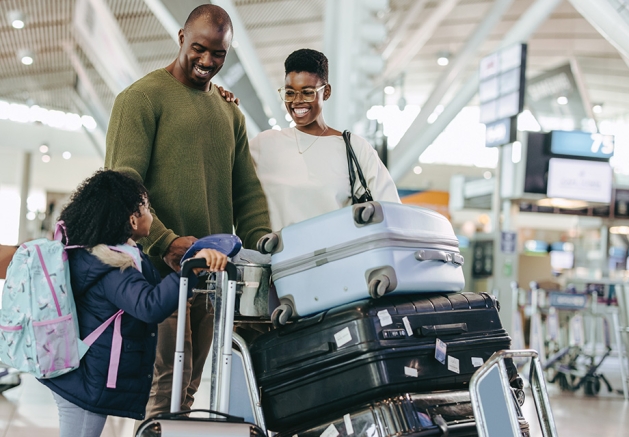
353,203,376,225
257,232,279,254
271,303,293,327
368,274,391,299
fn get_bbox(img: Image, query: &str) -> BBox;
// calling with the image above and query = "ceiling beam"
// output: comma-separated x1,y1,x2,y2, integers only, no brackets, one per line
389,0,514,161
381,0,459,82
388,0,563,182
382,0,429,60
568,0,629,70
211,0,288,128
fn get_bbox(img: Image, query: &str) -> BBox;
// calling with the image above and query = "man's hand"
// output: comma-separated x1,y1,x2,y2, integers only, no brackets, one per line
217,86,240,106
163,236,198,272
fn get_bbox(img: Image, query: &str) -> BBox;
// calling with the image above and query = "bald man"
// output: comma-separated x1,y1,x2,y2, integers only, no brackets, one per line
105,4,271,418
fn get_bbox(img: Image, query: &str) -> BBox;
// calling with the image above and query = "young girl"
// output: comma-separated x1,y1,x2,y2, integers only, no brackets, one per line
39,170,227,437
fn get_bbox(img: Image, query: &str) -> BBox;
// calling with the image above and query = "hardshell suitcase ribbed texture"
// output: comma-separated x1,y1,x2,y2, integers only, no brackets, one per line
250,293,512,431
258,202,464,318
277,391,477,437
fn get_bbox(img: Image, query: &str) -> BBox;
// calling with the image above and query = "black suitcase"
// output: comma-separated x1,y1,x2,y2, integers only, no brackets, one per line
277,391,478,437
250,292,513,431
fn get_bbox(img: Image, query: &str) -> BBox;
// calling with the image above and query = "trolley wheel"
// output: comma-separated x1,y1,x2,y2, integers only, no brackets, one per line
583,377,601,396
271,304,293,328
257,232,279,254
353,203,376,225
557,373,572,391
368,274,391,299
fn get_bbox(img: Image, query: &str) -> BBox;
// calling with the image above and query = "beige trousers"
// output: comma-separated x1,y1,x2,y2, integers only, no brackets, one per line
144,293,214,417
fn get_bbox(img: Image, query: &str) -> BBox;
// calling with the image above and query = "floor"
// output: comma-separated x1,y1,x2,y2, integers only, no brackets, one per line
0,355,628,436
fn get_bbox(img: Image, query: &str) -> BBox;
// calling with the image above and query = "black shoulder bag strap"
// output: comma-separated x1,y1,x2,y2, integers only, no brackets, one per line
342,130,374,204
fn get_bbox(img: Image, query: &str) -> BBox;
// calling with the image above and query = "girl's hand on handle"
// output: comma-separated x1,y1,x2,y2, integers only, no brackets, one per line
192,248,228,274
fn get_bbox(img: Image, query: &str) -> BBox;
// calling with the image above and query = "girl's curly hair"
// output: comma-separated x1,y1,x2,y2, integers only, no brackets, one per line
59,170,149,248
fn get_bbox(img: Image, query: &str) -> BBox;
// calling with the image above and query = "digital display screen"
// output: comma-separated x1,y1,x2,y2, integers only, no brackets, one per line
547,158,612,203
549,130,614,160
550,251,574,270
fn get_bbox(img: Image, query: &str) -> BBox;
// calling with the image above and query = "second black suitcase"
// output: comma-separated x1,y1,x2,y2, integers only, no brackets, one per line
277,391,477,437
250,292,513,431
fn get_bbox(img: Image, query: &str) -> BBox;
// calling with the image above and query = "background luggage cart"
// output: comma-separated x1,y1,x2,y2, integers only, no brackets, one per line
136,259,267,436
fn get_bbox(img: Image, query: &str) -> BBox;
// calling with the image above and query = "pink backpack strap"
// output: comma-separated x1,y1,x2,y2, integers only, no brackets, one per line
83,309,125,389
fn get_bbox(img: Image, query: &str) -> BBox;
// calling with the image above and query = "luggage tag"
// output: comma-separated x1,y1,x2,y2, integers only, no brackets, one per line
343,414,354,435
320,423,340,437
435,338,447,364
447,355,460,374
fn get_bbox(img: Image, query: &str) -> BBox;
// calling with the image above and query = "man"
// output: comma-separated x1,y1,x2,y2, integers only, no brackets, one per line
105,4,271,418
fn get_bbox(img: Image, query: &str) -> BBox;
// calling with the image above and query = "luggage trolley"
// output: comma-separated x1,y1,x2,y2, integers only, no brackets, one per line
136,258,268,436
470,349,558,437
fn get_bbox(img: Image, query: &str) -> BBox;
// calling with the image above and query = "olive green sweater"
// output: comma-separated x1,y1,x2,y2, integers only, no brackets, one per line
105,69,271,276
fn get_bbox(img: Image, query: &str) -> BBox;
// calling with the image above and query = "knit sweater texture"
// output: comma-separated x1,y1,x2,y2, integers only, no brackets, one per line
105,69,271,275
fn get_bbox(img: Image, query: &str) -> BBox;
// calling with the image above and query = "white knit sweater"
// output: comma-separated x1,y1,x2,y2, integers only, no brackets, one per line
249,128,400,231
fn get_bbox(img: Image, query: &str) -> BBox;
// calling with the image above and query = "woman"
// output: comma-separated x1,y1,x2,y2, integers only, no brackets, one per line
249,48,400,231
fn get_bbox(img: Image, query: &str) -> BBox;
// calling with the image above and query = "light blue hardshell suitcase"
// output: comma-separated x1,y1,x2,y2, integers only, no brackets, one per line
257,201,464,323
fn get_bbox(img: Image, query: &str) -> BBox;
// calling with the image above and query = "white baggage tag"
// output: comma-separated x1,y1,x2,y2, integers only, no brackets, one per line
377,309,393,327
472,357,484,367
343,413,354,435
402,316,413,336
435,338,447,364
320,423,340,437
448,355,460,374
404,366,419,377
334,327,352,348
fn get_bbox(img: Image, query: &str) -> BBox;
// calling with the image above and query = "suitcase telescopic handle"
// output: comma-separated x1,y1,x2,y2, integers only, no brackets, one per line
415,249,464,266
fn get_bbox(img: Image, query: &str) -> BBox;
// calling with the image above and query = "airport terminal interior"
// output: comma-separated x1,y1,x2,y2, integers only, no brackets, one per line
1,0,629,436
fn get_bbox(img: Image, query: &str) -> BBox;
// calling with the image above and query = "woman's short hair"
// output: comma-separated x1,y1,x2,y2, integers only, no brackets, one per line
284,49,328,83
59,170,149,248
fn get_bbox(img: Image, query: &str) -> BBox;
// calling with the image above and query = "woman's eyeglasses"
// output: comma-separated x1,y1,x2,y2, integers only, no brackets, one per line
278,84,326,103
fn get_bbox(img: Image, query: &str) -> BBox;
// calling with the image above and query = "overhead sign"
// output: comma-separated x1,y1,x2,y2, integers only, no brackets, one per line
501,231,517,254
549,130,614,160
526,64,590,132
547,158,613,203
485,116,517,148
479,44,527,127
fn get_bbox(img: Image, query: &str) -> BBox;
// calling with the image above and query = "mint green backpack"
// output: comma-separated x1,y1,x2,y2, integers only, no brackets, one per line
0,225,122,381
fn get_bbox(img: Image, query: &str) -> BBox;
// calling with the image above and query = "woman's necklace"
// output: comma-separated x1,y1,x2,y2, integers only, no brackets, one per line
295,126,328,154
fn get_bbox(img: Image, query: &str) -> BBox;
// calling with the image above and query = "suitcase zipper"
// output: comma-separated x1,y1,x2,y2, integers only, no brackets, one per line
272,232,461,282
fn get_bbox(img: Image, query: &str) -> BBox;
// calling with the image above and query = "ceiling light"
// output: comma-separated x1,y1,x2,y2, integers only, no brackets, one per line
437,51,450,66
413,165,422,174
41,154,51,163
62,151,72,160
39,144,48,153
18,49,34,65
384,86,395,95
592,104,603,114
8,11,25,29
610,226,629,235
557,96,568,105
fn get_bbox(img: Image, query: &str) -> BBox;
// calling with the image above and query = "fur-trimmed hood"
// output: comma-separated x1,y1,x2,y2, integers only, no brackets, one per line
89,244,137,271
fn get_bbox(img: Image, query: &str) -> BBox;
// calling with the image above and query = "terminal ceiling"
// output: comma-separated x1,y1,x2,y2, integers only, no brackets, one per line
0,0,628,166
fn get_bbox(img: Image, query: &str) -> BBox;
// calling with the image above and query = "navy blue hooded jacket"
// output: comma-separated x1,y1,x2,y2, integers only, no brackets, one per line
40,244,196,419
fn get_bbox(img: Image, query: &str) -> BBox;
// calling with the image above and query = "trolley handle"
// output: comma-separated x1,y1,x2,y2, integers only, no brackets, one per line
181,258,238,280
